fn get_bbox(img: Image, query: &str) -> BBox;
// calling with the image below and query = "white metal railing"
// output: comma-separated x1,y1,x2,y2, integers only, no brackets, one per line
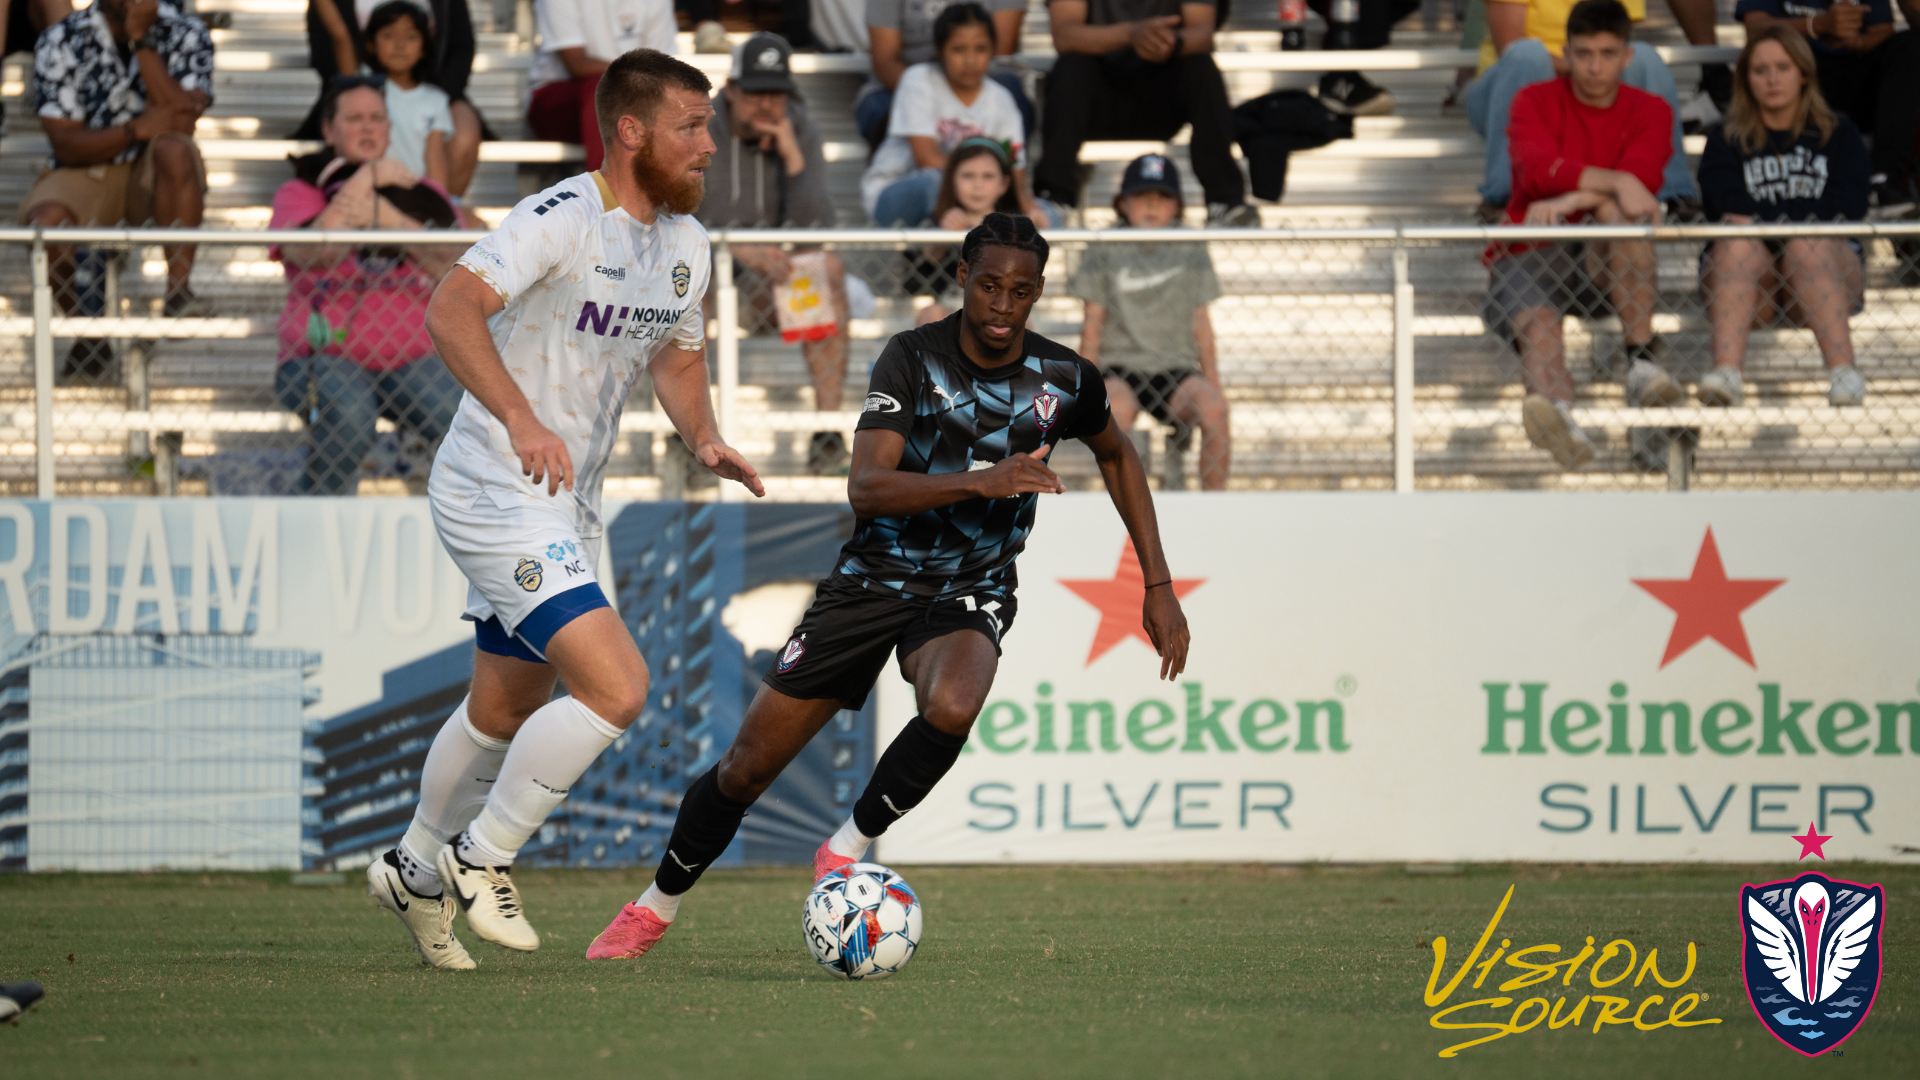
8,221,1920,497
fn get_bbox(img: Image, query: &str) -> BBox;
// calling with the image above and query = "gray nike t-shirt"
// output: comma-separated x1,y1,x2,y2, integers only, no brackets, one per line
1070,238,1222,373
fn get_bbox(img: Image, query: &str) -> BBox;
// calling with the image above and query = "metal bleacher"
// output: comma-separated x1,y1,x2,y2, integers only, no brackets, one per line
2,0,1912,494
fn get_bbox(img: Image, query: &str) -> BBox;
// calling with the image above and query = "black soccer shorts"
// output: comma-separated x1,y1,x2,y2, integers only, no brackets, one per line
761,574,1018,709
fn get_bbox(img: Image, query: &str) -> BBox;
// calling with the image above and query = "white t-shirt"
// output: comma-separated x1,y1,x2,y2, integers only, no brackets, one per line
383,81,455,178
529,0,678,93
860,62,1026,219
438,171,710,538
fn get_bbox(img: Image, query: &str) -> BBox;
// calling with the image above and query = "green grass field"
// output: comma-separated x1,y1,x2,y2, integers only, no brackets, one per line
0,863,1912,1078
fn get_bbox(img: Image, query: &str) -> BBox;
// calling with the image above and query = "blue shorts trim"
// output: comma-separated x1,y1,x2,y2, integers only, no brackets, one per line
475,616,546,663
473,583,612,662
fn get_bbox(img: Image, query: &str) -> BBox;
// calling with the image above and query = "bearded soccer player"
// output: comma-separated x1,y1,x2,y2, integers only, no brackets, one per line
364,49,764,970
585,212,1191,959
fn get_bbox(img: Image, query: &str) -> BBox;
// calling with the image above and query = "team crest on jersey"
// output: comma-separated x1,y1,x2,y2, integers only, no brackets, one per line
1741,871,1885,1057
672,260,691,298
514,558,544,592
775,636,806,673
1033,391,1061,433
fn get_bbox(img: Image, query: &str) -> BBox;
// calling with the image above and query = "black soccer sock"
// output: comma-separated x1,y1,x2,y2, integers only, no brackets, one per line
852,716,969,838
652,765,752,895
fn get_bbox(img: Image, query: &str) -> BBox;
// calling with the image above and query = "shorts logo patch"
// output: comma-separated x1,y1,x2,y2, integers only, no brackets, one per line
863,392,901,414
546,540,579,562
514,558,544,592
1033,391,1061,433
672,260,691,298
775,636,806,673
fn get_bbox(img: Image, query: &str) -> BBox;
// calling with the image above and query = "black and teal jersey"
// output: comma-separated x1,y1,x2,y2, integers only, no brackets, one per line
839,312,1112,599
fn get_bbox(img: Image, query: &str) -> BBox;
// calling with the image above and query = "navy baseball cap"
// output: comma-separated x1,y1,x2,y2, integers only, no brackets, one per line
731,32,797,93
1118,153,1182,200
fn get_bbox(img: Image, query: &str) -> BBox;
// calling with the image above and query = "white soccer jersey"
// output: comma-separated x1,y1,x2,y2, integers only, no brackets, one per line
436,171,709,539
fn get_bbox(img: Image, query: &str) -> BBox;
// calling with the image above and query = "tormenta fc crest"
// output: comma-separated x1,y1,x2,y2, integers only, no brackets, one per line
1740,871,1884,1056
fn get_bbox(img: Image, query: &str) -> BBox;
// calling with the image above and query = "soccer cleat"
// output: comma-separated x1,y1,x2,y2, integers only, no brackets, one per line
1521,394,1595,470
1829,365,1866,406
437,838,540,952
1625,359,1684,407
813,839,857,882
586,903,673,960
367,850,476,970
1697,366,1745,407
0,982,44,1021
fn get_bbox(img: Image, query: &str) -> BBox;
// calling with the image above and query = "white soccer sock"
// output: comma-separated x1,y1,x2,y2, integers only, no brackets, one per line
635,882,680,921
827,815,875,862
467,696,621,865
398,699,510,890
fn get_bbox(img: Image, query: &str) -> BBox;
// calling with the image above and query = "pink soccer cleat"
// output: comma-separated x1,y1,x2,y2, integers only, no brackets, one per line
813,839,856,882
586,903,673,960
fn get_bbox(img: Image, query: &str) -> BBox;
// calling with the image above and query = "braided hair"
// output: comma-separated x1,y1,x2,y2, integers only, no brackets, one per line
959,212,1049,275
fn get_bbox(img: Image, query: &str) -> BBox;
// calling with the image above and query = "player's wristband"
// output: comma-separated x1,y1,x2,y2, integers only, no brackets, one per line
1143,580,1173,590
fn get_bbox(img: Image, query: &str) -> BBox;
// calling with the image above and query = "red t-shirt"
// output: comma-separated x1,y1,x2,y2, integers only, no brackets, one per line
1487,77,1673,264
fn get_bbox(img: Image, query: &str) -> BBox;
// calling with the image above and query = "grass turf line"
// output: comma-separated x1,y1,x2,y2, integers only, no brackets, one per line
0,863,1913,1079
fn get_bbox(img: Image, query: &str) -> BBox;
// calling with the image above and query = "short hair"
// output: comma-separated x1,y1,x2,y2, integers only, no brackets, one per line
1565,0,1632,43
933,2,996,52
595,49,714,145
960,212,1049,274
365,1,435,84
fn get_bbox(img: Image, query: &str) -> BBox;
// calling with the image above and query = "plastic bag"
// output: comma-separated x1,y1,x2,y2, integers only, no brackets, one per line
773,252,840,343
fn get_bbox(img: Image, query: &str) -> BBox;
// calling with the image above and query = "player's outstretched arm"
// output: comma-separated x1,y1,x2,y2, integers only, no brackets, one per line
1083,416,1190,680
648,344,766,497
427,267,576,495
848,430,1065,518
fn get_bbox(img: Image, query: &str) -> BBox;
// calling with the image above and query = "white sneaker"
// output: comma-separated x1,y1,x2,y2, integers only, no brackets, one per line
1625,359,1684,406
1677,89,1722,134
1521,394,1595,470
1697,366,1745,407
367,850,477,970
438,836,541,952
1829,365,1866,406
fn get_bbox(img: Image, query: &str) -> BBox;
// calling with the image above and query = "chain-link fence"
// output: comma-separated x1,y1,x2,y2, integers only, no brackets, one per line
4,223,1917,498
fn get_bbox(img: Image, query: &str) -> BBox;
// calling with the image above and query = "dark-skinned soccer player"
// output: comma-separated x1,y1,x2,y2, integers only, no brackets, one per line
586,213,1192,958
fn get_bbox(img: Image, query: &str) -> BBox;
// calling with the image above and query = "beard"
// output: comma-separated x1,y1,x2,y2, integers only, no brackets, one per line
631,139,707,216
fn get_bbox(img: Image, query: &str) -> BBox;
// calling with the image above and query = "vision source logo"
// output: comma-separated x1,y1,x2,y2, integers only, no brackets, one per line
1741,871,1884,1056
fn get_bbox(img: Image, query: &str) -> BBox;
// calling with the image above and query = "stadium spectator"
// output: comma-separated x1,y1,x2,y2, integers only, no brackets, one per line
1035,0,1259,225
855,0,1032,148
358,3,466,195
1481,0,1680,471
525,0,676,172
912,136,1023,324
22,0,212,383
270,79,464,495
1,0,72,122
301,0,487,196
1698,27,1869,407
1736,0,1920,214
1304,0,1419,116
1466,0,1698,222
702,33,855,474
1074,154,1230,489
861,4,1053,228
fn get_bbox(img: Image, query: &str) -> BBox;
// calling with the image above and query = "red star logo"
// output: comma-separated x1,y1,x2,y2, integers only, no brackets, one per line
1059,543,1204,665
1792,822,1833,860
1631,528,1784,668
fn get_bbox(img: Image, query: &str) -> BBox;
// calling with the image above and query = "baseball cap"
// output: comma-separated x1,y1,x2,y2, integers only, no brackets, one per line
731,32,797,93
1118,153,1182,200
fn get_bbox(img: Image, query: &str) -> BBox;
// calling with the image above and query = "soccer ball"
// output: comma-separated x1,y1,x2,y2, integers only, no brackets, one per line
802,862,922,980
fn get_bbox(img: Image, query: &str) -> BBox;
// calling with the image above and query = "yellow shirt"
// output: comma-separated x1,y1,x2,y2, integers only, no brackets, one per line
1477,0,1646,71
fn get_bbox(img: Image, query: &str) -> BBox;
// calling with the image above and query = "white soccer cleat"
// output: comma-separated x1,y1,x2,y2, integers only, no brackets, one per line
367,850,477,970
438,838,541,952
